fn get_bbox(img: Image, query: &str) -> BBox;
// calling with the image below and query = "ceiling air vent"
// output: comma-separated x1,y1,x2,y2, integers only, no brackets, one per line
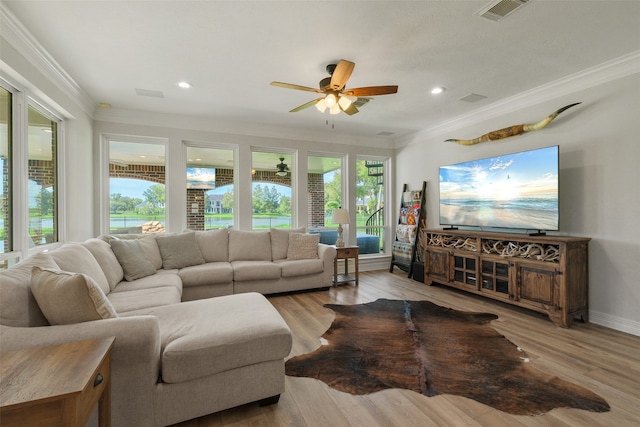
135,88,164,98
474,0,529,22
460,93,488,103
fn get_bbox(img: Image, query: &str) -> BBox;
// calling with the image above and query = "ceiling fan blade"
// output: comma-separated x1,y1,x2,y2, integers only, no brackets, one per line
271,82,322,93
329,59,355,91
289,98,324,112
343,85,398,97
342,104,359,116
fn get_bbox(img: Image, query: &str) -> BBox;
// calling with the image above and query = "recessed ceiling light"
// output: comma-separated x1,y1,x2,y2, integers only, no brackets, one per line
431,87,446,95
178,81,192,89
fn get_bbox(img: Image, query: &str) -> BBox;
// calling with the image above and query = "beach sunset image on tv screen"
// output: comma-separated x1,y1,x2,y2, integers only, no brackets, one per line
439,146,559,231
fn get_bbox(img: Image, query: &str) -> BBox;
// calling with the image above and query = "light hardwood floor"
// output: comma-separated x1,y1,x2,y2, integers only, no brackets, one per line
173,270,640,427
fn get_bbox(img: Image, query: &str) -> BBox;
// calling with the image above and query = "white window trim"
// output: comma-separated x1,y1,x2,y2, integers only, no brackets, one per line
183,141,239,230
100,134,169,235
1,75,65,262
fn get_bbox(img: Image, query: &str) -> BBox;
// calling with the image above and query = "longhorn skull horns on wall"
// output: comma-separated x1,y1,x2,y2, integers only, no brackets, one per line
445,102,581,146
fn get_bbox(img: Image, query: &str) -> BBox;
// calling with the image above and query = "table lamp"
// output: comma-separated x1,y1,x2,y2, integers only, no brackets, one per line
331,208,350,247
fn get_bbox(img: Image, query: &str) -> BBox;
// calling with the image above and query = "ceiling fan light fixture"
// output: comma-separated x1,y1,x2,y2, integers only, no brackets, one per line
338,94,354,110
329,104,341,115
316,98,327,113
276,171,288,177
325,93,337,108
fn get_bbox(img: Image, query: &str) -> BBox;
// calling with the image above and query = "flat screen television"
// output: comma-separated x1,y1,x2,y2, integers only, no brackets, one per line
439,145,559,232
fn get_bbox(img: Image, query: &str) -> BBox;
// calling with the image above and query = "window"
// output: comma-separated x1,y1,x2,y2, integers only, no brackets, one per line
251,151,292,229
186,146,235,230
356,158,387,254
108,140,166,233
27,105,58,247
0,87,11,255
0,80,64,268
307,154,343,229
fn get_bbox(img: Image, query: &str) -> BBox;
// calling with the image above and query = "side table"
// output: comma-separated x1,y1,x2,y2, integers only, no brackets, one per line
333,245,359,286
0,337,115,427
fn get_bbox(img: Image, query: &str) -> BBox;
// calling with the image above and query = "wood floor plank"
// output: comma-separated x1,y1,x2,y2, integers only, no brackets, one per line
172,270,640,426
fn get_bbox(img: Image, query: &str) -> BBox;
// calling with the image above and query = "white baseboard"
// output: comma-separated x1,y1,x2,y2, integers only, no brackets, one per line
358,256,392,272
589,310,640,337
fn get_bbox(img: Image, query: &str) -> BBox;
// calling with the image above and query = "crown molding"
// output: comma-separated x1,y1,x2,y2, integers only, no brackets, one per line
0,3,95,117
395,50,640,147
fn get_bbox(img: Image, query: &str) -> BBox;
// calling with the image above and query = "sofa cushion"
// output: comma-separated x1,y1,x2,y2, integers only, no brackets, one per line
83,238,124,291
195,229,229,262
110,239,157,281
156,231,205,269
270,227,305,260
30,267,118,325
110,269,182,295
0,253,58,327
231,261,281,281
122,293,292,384
276,258,325,277
228,230,271,261
108,286,182,314
101,233,163,270
287,233,320,260
178,262,234,287
50,243,111,295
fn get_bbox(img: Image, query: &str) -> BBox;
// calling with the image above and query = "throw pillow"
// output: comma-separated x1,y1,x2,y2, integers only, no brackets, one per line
270,227,306,260
110,238,157,281
287,233,320,260
155,231,205,269
30,266,118,326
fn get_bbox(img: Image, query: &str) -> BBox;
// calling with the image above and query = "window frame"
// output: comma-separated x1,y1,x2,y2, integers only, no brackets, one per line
250,147,296,230
184,141,239,230
0,76,65,266
355,155,391,256
307,152,346,231
100,134,169,235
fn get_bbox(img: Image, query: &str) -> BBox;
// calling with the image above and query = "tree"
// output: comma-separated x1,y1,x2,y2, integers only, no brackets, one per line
252,184,265,213
264,186,280,213
221,189,234,212
110,193,142,214
140,184,165,215
252,184,288,214
278,195,291,214
356,161,381,215
324,170,342,214
35,187,54,215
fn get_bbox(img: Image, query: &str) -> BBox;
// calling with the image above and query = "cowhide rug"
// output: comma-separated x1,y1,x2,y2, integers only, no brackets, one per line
285,299,610,415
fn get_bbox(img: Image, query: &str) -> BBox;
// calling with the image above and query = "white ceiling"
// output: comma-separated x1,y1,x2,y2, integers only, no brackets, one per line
3,1,640,145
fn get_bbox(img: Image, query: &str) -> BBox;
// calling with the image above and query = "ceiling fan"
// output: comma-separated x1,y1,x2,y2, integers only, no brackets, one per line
270,59,398,116
275,157,290,176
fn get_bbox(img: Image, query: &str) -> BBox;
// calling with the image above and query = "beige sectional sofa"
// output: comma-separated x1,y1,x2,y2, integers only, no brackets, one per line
0,228,337,426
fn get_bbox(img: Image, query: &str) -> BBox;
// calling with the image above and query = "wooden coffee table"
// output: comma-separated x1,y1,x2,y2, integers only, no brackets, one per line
0,337,115,427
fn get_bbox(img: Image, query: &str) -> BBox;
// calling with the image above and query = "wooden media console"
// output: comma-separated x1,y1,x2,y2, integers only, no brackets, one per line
422,229,590,327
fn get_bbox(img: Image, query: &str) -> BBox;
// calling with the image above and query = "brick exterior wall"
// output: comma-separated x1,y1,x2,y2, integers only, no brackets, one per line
307,173,325,227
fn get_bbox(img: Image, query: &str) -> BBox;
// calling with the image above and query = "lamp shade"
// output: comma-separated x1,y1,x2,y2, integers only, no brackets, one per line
331,208,350,225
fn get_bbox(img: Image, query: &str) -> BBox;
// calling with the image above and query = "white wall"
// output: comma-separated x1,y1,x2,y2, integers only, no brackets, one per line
394,72,640,335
